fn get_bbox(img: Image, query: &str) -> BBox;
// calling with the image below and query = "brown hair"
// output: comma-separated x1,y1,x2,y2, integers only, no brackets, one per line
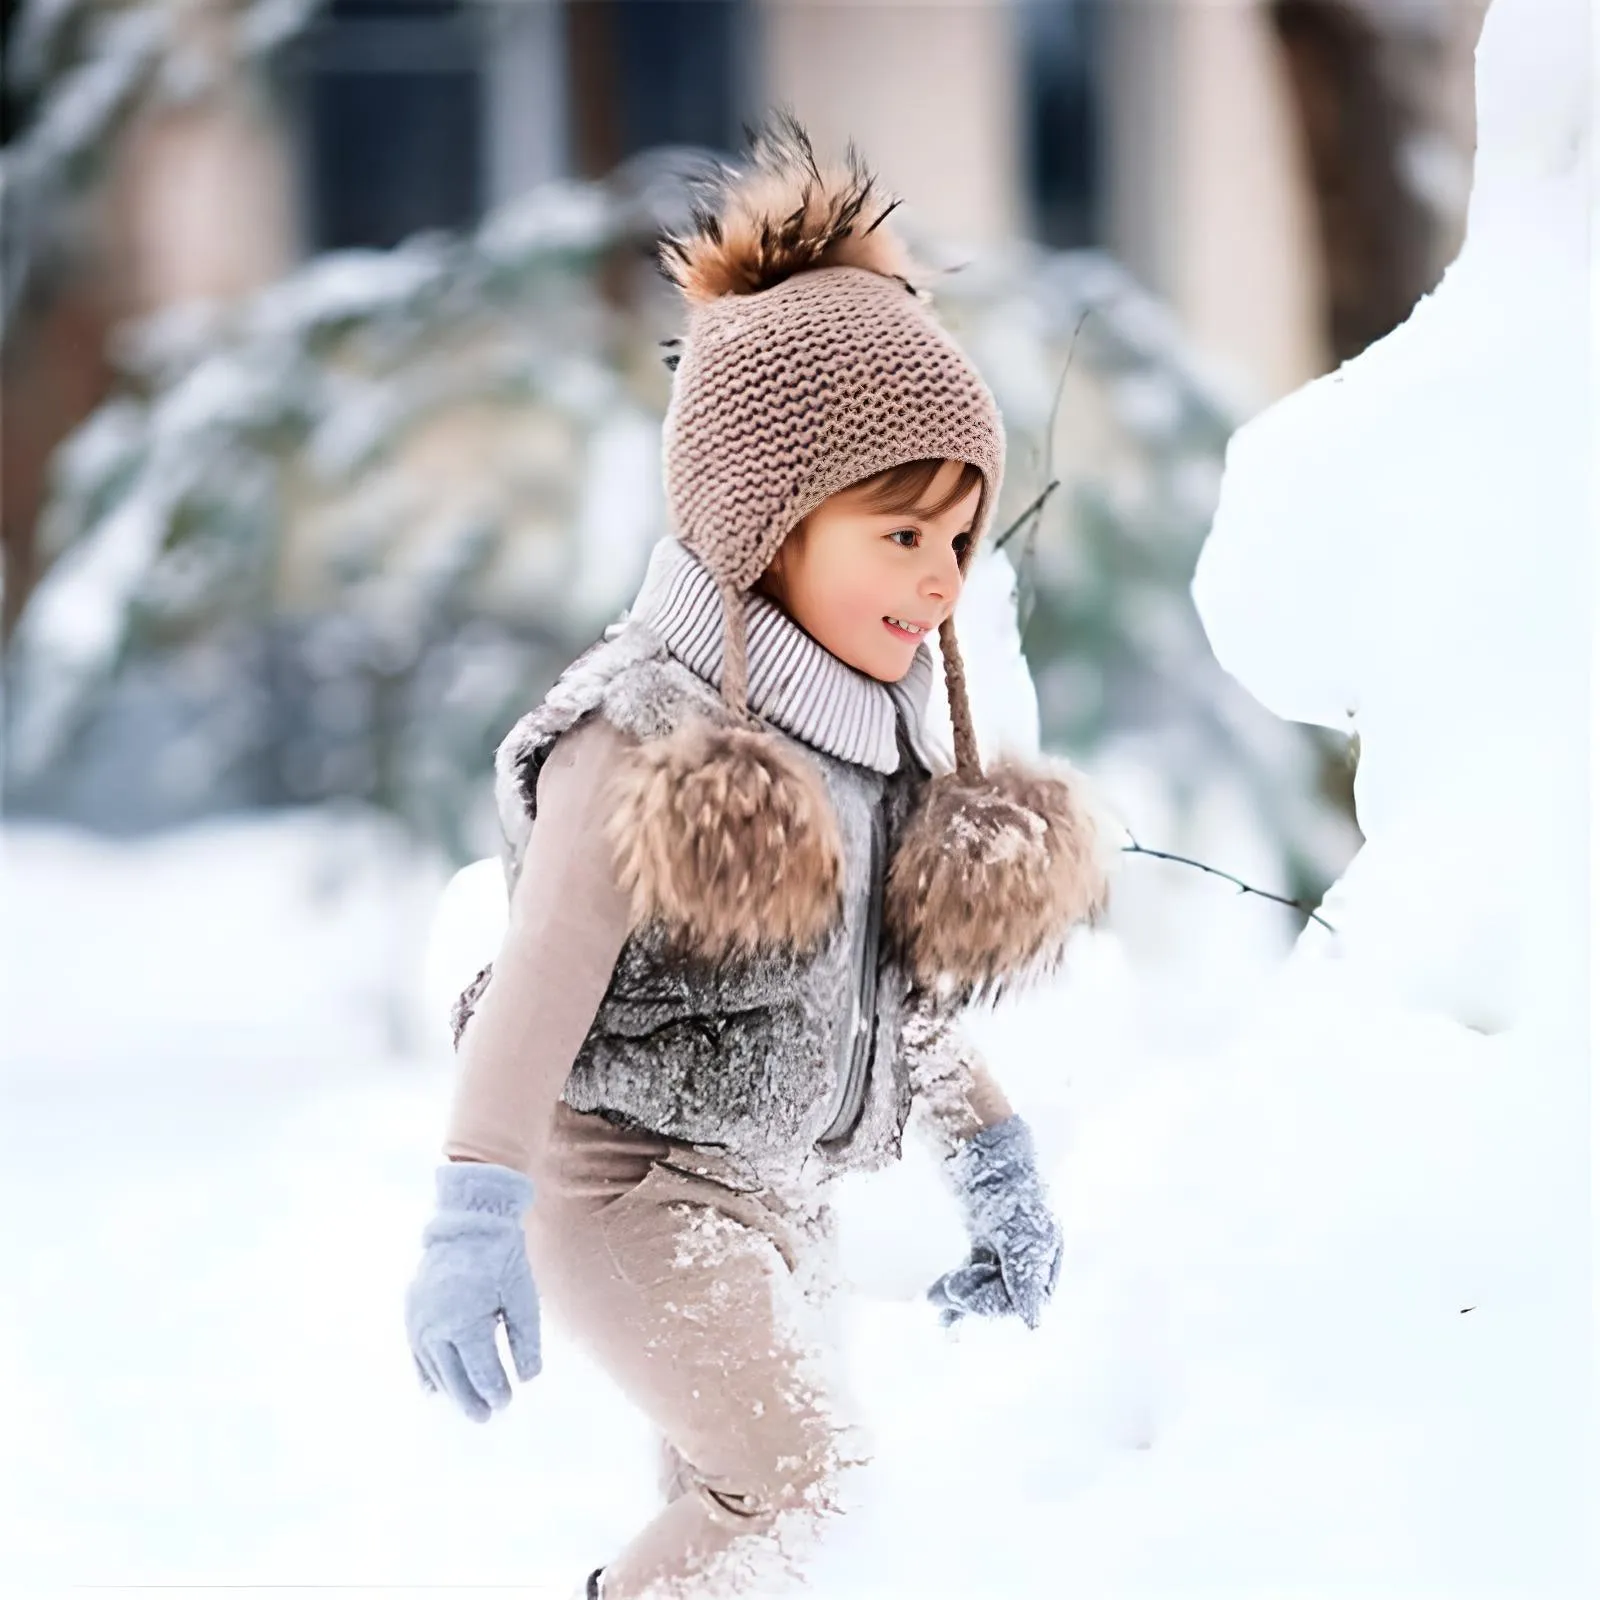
851,457,986,530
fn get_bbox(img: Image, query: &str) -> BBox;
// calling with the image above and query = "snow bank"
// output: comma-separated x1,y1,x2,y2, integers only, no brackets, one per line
1191,0,1591,1041
0,806,448,1081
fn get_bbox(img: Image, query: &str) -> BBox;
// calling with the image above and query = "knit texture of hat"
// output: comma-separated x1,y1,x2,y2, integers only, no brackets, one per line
657,113,1005,780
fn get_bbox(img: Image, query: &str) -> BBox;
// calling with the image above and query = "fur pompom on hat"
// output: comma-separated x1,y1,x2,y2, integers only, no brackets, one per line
639,110,1115,995
659,125,925,305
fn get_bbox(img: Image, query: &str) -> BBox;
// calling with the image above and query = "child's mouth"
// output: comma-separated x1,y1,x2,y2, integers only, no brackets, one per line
883,616,932,641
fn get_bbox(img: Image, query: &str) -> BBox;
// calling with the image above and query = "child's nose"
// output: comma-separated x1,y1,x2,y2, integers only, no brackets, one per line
920,547,962,603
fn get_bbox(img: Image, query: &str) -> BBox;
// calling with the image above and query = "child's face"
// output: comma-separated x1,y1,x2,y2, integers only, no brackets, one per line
761,461,981,682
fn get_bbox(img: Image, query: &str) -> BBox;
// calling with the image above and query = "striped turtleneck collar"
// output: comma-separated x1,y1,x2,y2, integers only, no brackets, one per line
615,535,939,775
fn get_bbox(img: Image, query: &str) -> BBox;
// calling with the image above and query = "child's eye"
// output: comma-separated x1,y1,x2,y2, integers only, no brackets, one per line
889,527,974,561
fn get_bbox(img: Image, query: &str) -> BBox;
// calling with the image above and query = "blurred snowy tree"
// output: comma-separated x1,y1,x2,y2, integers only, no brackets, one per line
5,141,1354,901
4,168,672,860
930,242,1358,913
0,0,321,335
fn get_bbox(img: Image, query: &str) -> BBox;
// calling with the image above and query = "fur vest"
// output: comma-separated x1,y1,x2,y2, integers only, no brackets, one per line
453,552,1118,1193
455,623,930,1190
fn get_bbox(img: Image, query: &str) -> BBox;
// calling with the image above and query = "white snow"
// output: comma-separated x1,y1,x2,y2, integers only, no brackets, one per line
2,815,1585,1594
476,179,619,266
1191,0,1591,1043
2,0,1591,1594
568,405,670,627
238,0,325,62
5,487,174,779
246,247,446,344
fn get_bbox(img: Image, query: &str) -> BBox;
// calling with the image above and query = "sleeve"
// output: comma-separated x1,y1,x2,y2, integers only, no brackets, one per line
441,715,637,1176
899,994,1017,1163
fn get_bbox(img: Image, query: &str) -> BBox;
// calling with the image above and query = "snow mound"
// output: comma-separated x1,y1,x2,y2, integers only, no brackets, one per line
1191,0,1590,1039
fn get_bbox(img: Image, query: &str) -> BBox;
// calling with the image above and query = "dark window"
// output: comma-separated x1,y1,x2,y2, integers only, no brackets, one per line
1020,0,1104,248
288,0,486,251
615,0,744,156
566,0,750,177
1,0,35,146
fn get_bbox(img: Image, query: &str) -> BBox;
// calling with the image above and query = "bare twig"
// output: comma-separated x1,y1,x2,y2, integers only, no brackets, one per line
992,479,1062,551
1122,835,1337,933
993,301,1332,938
1005,305,1094,635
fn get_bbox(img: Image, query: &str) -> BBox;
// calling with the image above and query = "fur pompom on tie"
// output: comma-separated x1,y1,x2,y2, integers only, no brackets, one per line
886,755,1123,1004
603,718,844,962
879,614,1121,1003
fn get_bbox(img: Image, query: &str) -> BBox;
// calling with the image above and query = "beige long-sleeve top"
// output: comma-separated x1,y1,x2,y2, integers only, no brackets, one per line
442,715,1011,1176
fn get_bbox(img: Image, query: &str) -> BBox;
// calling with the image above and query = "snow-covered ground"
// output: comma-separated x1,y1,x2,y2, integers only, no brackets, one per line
3,0,1592,1593
0,778,1587,1597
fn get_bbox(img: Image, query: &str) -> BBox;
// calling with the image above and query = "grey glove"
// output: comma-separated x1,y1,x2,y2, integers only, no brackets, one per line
927,1115,1063,1330
404,1160,542,1422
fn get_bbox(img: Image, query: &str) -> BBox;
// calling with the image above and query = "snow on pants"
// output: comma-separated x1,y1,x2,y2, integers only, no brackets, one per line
523,1102,871,1600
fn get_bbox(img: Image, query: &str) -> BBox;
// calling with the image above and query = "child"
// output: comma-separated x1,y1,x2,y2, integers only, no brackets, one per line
404,114,1119,1600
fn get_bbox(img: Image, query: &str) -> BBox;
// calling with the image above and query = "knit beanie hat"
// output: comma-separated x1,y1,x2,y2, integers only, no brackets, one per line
625,114,1115,1002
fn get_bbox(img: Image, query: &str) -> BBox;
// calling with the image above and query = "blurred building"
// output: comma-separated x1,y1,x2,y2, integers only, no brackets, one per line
269,0,1484,383
3,0,1486,632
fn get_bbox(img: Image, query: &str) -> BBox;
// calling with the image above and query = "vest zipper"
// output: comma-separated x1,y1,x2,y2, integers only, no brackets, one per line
818,787,887,1146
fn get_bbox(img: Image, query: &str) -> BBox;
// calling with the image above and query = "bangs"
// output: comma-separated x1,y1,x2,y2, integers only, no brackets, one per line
853,458,986,523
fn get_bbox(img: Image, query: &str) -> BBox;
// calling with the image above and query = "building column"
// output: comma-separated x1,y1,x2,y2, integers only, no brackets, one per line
756,0,1025,250
1103,0,1327,407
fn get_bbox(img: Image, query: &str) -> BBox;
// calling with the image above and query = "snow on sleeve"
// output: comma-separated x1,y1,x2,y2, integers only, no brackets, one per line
1189,0,1591,1039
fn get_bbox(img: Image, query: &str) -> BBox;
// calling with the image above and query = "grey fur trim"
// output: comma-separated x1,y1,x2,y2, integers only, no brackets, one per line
491,625,700,889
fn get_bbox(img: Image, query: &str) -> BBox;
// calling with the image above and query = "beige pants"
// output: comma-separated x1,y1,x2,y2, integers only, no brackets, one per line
524,1102,871,1599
